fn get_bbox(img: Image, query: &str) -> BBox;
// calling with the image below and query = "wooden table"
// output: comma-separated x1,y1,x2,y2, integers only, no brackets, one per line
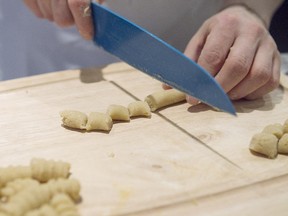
0,62,288,216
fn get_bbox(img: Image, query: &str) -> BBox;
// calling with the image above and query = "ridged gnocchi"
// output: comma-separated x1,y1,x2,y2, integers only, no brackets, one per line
0,158,81,216
31,158,71,183
51,193,79,216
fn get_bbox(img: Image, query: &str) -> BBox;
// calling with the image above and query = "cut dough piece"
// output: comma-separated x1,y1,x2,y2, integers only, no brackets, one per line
145,89,186,111
128,101,151,117
106,104,130,121
86,112,113,131
262,123,284,139
60,110,87,130
249,133,278,159
278,133,288,154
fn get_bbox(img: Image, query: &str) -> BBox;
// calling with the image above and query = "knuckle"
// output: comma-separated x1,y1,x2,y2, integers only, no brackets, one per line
228,54,250,76
206,13,239,31
220,13,239,28
253,65,271,83
266,74,280,89
249,23,266,37
200,48,224,68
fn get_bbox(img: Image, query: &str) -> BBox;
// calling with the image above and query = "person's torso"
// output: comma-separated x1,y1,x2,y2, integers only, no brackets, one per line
0,0,221,80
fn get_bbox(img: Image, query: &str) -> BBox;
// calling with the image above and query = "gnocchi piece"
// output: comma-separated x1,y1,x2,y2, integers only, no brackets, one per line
50,193,79,216
278,133,288,154
262,123,284,139
145,89,186,111
0,178,39,199
128,101,151,117
106,104,130,121
24,204,58,216
0,178,81,216
45,178,81,202
249,133,278,159
0,166,31,188
283,119,288,134
30,158,71,183
60,110,88,130
86,112,113,131
0,185,51,216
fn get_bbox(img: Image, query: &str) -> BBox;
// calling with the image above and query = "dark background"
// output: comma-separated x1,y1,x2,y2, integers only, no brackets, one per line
270,0,288,52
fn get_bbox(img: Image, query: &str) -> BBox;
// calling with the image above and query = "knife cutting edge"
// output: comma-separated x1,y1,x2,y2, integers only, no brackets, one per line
91,2,236,115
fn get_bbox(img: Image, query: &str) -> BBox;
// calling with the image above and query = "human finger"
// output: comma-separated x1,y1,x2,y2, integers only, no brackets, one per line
36,0,53,21
68,0,94,40
23,0,44,18
196,26,236,77
184,22,210,105
184,20,210,62
162,83,172,90
215,35,259,96
226,37,275,100
244,51,280,100
51,0,74,27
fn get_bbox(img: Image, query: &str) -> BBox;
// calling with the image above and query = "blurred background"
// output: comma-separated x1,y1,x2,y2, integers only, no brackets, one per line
270,0,288,53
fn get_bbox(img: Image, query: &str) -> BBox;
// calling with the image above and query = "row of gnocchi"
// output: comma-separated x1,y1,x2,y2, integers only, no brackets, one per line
0,158,80,216
249,119,288,159
60,89,186,131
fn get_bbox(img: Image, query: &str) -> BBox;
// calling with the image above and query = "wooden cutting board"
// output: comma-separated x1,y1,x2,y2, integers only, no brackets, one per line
0,62,288,216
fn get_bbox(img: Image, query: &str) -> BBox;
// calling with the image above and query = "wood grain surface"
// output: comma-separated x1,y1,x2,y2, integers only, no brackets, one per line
0,62,288,216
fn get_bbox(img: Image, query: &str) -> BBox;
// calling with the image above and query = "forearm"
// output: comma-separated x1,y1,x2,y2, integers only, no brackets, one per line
222,0,285,27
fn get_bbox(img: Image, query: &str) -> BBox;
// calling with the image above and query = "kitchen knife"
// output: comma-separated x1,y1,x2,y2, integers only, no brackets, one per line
91,2,236,115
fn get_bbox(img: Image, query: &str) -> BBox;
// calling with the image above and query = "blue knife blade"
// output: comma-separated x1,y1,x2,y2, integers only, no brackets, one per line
91,2,236,115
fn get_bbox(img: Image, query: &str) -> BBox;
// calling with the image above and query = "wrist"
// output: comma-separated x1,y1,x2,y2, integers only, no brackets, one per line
221,0,284,28
221,4,268,27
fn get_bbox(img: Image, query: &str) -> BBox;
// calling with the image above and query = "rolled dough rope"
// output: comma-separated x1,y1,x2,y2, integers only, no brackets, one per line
86,112,113,131
144,89,186,111
262,123,284,139
30,158,71,183
249,133,278,159
106,104,130,121
0,166,31,188
60,110,87,130
280,73,288,89
278,133,288,154
128,101,151,117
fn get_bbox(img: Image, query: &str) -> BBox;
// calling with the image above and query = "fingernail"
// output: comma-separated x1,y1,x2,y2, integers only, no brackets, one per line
83,6,91,17
162,83,171,90
228,93,238,100
79,30,93,40
186,95,199,105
